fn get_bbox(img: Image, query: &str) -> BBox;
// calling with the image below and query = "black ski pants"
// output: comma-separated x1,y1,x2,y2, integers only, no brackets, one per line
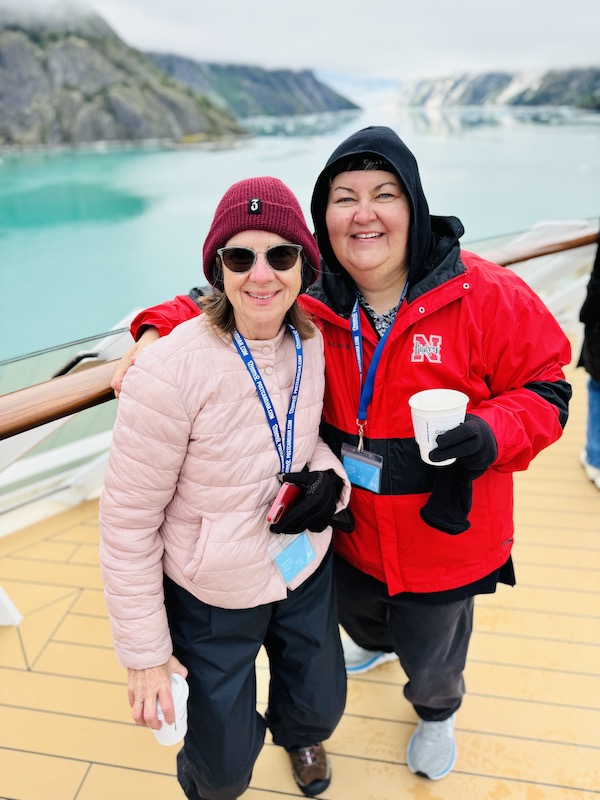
164,547,346,800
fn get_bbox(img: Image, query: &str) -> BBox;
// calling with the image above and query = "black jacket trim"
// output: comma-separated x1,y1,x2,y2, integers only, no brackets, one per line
523,379,572,429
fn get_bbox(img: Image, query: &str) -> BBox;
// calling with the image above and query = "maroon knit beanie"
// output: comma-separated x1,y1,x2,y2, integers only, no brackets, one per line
203,177,320,289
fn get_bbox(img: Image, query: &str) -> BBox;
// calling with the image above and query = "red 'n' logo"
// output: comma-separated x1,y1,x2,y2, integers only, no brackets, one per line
411,334,442,363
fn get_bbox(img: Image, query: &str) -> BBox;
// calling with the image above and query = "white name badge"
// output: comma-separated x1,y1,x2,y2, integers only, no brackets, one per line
341,443,383,494
267,531,316,586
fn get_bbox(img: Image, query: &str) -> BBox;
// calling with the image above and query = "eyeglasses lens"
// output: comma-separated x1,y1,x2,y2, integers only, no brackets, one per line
221,249,254,272
267,245,300,270
220,245,301,273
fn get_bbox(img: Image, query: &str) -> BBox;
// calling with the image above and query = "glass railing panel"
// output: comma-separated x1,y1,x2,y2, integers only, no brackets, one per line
0,327,128,394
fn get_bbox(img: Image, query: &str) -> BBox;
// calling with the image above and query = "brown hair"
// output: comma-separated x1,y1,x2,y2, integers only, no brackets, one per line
198,288,315,340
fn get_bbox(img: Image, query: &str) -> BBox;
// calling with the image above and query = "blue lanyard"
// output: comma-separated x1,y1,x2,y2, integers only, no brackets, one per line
233,325,303,473
350,282,408,449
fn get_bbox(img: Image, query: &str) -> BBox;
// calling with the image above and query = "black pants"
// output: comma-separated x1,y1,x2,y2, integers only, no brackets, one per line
164,548,346,800
334,553,473,722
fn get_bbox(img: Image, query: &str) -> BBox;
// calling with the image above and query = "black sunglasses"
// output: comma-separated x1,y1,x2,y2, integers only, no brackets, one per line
217,244,303,273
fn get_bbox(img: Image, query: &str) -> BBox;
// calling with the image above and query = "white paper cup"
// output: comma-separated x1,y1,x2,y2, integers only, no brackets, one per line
152,673,189,746
409,389,469,466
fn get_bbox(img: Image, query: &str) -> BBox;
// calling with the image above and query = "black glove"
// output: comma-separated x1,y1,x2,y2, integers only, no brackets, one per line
421,415,497,535
428,414,497,477
420,464,474,534
269,469,343,535
330,507,355,534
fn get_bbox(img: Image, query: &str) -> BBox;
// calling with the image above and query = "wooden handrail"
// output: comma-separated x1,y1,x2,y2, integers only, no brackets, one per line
0,361,117,441
482,230,599,267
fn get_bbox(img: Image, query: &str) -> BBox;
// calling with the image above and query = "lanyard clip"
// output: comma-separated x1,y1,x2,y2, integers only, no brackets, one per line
356,419,366,452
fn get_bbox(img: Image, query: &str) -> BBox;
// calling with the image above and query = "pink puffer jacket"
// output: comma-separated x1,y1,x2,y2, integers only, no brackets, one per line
99,315,350,669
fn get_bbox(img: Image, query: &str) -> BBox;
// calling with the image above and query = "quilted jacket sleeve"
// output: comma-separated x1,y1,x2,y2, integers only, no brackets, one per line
99,349,192,669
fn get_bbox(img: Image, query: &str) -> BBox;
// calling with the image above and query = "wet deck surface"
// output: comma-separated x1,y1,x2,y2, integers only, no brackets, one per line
0,360,598,800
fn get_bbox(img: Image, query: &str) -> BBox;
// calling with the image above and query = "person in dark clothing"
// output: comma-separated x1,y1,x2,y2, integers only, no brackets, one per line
111,126,572,782
578,238,600,489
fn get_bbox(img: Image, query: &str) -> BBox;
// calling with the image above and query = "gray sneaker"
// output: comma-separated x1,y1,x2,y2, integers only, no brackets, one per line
342,637,397,675
406,714,457,780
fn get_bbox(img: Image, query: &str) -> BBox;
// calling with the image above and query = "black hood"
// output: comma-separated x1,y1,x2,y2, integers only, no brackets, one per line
310,125,463,292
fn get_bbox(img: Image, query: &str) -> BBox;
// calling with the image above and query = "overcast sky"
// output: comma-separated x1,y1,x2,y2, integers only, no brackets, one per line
7,0,600,81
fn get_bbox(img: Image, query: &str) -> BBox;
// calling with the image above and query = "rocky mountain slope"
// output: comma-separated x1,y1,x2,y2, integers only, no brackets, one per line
0,6,244,146
147,54,359,118
0,5,359,147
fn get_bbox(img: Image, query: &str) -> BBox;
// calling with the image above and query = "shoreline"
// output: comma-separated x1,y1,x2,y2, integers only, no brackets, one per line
0,132,250,158
2,105,599,158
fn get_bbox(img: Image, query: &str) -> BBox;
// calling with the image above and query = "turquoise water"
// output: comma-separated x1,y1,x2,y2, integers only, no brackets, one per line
1,106,599,361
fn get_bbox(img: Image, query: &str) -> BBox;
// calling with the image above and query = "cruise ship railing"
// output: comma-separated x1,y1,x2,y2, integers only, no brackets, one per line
0,223,597,449
0,359,116,441
475,221,598,337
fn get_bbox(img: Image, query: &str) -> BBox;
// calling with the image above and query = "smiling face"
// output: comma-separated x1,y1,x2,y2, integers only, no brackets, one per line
325,169,411,301
222,229,302,341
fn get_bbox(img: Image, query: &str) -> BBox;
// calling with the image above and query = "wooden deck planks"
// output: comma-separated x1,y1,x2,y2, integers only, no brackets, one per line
0,360,598,800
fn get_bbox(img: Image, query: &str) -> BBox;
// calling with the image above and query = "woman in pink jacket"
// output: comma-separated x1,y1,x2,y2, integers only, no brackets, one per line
99,177,351,800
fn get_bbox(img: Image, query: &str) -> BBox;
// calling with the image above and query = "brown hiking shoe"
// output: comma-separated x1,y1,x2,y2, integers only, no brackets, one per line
289,743,331,796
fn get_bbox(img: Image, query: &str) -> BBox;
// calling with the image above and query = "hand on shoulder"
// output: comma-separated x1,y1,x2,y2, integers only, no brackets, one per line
111,327,160,397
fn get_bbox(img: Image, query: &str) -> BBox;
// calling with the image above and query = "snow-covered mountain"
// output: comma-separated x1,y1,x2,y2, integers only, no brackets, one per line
390,68,600,110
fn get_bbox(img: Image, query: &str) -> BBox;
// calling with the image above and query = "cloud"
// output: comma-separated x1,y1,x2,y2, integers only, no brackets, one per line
0,0,91,10
2,0,599,81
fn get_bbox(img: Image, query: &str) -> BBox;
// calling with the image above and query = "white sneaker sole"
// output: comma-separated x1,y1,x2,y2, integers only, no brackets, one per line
580,451,600,484
345,650,397,675
406,719,457,781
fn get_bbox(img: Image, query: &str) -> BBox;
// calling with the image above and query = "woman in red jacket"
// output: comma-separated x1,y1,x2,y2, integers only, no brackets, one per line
112,126,571,783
